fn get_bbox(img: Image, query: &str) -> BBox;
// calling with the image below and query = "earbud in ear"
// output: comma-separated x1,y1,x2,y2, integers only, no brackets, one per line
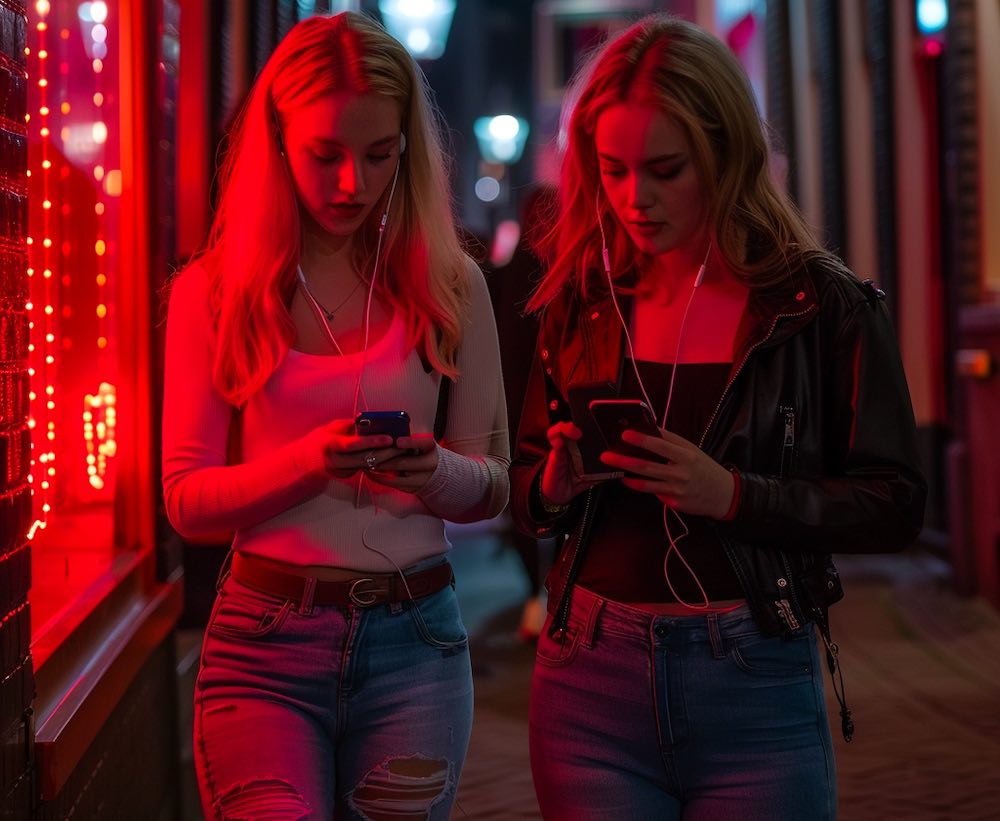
399,133,407,154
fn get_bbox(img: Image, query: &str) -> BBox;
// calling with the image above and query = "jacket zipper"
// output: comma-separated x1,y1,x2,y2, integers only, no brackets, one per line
774,405,803,629
779,405,795,478
550,486,595,639
776,552,803,631
698,306,813,632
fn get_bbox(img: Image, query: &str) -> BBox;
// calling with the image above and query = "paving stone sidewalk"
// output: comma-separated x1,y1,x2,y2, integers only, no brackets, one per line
450,536,1000,821
826,552,1000,821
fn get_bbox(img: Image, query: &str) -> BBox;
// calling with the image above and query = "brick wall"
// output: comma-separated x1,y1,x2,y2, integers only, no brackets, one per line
0,2,32,818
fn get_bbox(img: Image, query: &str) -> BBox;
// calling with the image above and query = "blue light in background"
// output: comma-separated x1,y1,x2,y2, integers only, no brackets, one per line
378,0,456,60
474,115,530,165
916,0,948,35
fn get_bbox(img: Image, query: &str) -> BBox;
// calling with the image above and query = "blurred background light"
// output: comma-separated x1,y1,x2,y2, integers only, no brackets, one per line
916,0,948,35
474,115,530,165
474,176,500,202
378,0,455,60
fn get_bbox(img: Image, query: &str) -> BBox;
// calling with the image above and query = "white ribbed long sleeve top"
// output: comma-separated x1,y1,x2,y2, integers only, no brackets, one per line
161,259,510,571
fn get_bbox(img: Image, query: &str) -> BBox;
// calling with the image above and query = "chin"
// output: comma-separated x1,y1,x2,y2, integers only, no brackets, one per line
320,222,360,237
628,233,672,256
317,214,369,237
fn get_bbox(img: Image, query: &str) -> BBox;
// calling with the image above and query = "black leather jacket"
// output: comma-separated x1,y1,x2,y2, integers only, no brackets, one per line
510,260,927,642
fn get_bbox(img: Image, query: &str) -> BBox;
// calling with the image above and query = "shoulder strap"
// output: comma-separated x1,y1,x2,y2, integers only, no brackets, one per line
433,376,451,441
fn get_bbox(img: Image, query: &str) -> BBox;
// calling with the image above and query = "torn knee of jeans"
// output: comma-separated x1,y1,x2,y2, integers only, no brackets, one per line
214,777,311,821
348,754,451,820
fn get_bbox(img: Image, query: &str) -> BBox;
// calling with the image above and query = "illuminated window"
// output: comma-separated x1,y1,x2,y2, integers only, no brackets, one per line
26,0,122,640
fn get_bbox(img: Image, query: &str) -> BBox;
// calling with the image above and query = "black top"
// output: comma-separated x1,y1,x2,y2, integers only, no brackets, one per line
576,360,743,604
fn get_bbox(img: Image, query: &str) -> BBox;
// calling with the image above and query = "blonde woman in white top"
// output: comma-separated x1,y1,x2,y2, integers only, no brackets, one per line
162,13,508,820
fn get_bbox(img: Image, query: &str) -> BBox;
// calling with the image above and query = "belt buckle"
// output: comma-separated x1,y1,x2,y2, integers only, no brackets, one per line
348,577,379,607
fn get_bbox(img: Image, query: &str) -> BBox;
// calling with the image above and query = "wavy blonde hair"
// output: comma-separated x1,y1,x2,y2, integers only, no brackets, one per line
530,14,835,311
193,12,469,407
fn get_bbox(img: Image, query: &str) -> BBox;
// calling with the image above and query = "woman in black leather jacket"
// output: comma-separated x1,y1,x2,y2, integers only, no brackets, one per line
510,15,926,821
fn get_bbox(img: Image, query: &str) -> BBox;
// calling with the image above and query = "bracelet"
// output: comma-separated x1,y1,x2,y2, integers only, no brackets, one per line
721,467,742,521
538,482,570,515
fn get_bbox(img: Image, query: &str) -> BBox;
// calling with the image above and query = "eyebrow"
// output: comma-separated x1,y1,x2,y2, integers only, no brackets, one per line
597,152,685,163
309,134,398,149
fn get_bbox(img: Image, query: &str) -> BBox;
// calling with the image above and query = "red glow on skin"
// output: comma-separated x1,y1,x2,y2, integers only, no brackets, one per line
282,92,403,250
594,102,708,262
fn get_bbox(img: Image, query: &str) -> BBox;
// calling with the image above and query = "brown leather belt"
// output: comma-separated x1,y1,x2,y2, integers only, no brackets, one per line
230,552,454,608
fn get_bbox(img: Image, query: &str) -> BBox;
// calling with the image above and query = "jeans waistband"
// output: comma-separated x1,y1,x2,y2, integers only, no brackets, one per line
558,582,760,646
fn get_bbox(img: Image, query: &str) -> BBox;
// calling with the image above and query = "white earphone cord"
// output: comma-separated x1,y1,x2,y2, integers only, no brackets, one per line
357,157,459,646
599,193,713,609
298,154,458,643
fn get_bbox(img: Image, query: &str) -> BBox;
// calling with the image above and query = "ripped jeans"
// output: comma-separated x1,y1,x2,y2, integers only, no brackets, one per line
194,557,473,820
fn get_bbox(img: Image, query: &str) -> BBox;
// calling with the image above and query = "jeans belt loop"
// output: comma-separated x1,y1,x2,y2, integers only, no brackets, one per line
580,594,604,650
349,577,379,607
707,612,725,659
299,577,317,615
215,548,235,594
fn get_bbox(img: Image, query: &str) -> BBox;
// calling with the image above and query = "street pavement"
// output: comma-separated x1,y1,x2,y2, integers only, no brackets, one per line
448,523,1000,821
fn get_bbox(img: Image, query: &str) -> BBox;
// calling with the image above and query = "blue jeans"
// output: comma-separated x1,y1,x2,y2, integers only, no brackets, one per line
530,584,837,820
194,557,473,820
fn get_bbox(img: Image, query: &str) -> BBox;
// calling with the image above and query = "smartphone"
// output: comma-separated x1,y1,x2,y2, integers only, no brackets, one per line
355,410,411,444
588,399,661,461
566,381,624,481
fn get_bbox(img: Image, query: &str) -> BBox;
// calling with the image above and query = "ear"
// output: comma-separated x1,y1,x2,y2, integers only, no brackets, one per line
399,132,407,154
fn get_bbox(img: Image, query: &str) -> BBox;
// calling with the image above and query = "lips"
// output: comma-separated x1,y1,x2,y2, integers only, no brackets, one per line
328,202,365,219
629,221,663,236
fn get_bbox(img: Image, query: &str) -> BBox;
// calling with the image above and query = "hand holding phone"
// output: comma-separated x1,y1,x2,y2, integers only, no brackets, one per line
588,399,662,460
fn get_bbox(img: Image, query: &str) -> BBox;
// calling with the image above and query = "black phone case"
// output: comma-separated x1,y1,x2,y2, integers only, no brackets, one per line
588,400,660,460
566,382,624,480
355,411,411,442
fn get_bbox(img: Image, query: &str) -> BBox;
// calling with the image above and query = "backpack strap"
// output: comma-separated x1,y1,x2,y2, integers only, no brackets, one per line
433,375,451,442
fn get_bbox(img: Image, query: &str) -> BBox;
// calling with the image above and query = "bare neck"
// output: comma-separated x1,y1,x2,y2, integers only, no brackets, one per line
639,245,713,302
299,219,357,282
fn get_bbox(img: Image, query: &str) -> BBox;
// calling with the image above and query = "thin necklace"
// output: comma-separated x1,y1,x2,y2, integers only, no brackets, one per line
298,268,363,321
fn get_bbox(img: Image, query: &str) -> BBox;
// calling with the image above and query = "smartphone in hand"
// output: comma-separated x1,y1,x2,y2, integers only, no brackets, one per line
588,399,661,460
355,410,411,444
566,382,624,480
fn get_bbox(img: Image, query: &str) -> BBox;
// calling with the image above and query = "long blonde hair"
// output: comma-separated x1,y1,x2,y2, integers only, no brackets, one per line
530,14,834,311
194,12,468,407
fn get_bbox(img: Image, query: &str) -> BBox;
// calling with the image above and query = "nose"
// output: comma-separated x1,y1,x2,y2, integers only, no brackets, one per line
336,156,366,197
627,173,653,211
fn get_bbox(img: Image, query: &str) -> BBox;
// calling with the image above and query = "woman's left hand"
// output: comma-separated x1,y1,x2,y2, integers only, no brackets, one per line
363,434,440,494
600,429,735,519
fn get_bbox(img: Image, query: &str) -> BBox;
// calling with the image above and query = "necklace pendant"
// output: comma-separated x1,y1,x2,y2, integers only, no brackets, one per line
324,310,335,321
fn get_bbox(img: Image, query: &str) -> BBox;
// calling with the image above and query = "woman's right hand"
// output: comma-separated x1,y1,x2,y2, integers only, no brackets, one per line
312,419,399,479
540,421,592,506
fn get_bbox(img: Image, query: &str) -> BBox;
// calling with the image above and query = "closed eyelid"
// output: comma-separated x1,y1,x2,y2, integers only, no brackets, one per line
597,151,684,163
652,162,684,176
308,135,396,152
